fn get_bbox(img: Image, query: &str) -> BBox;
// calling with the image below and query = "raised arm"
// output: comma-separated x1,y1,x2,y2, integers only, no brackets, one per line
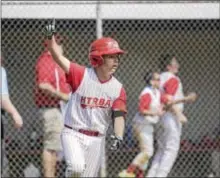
43,21,70,73
47,35,70,73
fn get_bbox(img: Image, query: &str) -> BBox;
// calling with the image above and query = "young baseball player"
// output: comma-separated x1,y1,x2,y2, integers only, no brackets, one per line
42,22,127,177
146,55,197,177
118,71,164,178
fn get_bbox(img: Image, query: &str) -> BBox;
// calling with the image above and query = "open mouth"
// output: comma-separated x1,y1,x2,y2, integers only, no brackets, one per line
111,67,118,72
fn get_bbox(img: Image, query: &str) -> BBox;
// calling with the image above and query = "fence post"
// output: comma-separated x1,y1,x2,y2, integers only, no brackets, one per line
96,0,103,39
96,1,106,177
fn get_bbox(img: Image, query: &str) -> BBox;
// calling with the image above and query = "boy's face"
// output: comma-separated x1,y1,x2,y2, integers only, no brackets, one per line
101,54,120,75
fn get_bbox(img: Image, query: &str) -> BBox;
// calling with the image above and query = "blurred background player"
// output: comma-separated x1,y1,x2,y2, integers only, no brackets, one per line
118,71,164,178
147,55,197,177
1,55,23,173
43,22,127,177
34,35,70,178
118,68,195,178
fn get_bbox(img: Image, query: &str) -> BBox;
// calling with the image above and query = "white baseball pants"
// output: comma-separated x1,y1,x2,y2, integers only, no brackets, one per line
61,127,105,177
147,112,182,177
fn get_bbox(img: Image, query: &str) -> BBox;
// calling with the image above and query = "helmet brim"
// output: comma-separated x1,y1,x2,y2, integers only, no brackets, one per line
101,48,126,55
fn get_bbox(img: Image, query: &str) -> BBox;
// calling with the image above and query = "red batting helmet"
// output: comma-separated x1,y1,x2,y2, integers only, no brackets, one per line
89,37,125,67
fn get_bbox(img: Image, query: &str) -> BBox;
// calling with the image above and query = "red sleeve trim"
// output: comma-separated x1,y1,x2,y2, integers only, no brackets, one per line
66,62,86,92
112,87,127,113
163,77,179,96
138,93,151,113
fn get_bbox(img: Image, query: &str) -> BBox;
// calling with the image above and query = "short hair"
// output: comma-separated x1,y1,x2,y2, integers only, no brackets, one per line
144,70,160,85
159,54,176,71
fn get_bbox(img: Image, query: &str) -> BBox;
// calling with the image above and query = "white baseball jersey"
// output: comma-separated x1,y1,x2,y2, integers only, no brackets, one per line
134,86,161,124
64,63,126,135
160,72,184,112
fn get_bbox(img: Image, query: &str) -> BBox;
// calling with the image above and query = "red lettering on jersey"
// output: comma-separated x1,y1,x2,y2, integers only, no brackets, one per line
80,96,112,109
93,98,98,105
99,98,105,106
81,96,86,104
104,100,111,108
87,97,92,104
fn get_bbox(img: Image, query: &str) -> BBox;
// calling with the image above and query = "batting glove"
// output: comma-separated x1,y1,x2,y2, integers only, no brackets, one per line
42,20,56,39
110,134,123,151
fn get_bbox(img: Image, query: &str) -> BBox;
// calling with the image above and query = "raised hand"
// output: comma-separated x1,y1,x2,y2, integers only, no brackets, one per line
42,19,56,39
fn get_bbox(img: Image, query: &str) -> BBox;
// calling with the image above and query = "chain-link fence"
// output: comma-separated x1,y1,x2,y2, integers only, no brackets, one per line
1,1,220,178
